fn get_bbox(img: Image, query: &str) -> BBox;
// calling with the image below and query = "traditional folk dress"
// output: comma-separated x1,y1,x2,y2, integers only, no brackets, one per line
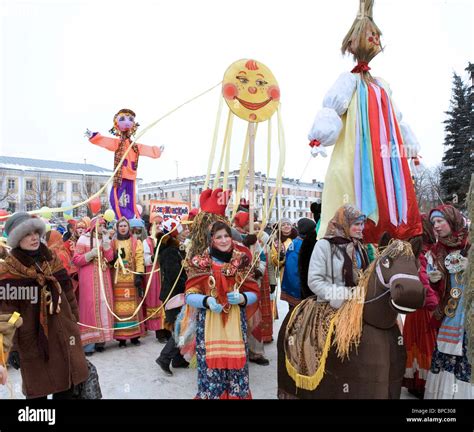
112,235,146,340
260,250,273,343
72,233,115,349
308,72,422,243
402,250,438,396
143,236,165,332
424,206,472,399
63,220,88,294
184,247,260,399
89,133,162,220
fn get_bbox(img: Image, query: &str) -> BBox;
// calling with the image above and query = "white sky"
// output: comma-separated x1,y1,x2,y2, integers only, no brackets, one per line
0,0,472,184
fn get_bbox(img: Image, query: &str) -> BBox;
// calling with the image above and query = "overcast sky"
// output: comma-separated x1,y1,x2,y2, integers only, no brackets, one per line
0,0,472,184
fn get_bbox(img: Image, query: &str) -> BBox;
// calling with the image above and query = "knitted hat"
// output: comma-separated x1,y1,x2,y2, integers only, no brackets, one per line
129,217,145,229
4,212,46,249
233,211,250,229
199,188,232,216
297,217,316,238
279,217,292,226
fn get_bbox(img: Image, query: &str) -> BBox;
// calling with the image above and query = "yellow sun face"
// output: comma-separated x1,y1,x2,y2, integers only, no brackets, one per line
222,59,280,123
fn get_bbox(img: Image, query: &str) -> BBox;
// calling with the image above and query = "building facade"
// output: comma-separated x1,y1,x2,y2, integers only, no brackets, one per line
0,156,113,217
138,170,323,223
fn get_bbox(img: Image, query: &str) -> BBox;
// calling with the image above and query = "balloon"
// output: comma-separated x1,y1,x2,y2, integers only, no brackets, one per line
40,206,52,220
103,209,115,222
61,201,73,216
136,204,143,216
88,197,102,215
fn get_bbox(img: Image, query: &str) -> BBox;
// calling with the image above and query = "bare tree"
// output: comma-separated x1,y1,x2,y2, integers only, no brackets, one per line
78,175,108,217
24,176,58,209
0,173,15,209
413,164,443,213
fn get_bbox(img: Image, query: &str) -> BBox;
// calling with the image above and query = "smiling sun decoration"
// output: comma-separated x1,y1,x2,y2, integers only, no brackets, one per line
222,59,280,123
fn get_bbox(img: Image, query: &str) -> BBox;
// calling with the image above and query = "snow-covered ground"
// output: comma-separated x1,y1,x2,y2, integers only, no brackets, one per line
0,299,414,399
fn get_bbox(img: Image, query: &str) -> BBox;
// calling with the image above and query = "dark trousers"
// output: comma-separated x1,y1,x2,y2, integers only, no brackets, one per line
158,336,186,367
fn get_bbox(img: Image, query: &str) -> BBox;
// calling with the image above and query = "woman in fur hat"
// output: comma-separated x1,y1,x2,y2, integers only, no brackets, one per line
0,213,88,398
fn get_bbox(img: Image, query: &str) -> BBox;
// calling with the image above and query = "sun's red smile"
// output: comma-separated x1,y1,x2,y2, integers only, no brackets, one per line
235,96,272,110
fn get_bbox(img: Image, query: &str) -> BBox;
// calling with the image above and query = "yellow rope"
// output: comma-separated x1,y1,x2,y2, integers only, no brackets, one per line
231,128,250,219
204,96,224,190
262,117,272,224
77,263,184,332
114,251,161,276
93,223,176,322
222,113,233,191
213,110,233,190
5,81,222,219
259,105,286,233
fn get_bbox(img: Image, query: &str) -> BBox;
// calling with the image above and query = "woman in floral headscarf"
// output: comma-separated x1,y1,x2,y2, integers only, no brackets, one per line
424,205,472,399
308,204,369,309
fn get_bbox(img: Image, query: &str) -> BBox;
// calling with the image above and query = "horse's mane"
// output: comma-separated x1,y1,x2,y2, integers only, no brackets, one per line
333,239,414,359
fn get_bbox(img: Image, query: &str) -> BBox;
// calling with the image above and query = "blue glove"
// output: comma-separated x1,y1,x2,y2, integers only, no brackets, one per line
244,292,258,306
227,291,244,305
186,294,207,309
207,297,223,313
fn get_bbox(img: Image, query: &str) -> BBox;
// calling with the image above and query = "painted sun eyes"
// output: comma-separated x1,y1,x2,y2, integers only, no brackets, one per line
256,79,268,87
236,76,249,84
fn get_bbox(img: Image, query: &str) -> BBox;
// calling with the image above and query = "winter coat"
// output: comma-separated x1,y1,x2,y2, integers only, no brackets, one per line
307,239,354,309
271,237,303,304
159,238,186,324
298,231,318,300
0,245,88,398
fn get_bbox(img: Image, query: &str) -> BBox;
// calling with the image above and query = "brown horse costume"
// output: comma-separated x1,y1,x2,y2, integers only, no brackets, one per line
277,239,425,399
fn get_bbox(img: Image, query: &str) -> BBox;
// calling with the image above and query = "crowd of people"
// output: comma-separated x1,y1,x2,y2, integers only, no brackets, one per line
0,191,471,400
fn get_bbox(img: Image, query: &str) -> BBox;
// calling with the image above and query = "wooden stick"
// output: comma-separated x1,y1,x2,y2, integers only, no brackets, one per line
248,122,256,236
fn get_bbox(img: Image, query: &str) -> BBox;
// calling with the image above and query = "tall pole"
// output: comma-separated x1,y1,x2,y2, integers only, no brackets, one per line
248,122,256,236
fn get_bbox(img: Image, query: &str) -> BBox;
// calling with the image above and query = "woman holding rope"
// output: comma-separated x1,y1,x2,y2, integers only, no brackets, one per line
111,217,146,347
182,220,260,399
73,216,115,356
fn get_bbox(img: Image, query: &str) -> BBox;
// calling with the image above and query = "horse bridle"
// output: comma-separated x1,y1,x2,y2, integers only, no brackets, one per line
364,261,420,305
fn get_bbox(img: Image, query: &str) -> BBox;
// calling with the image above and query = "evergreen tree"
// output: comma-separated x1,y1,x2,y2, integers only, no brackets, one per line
441,70,472,208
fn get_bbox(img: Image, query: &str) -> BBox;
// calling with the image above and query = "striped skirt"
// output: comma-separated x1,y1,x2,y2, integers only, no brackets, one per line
113,280,145,340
